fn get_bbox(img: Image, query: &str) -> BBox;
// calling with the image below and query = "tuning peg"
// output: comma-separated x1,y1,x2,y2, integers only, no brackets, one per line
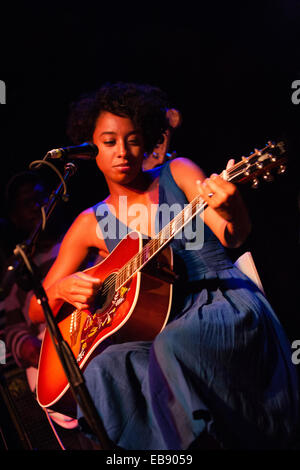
263,152,277,163
263,171,273,182
240,156,250,176
251,177,259,188
277,164,286,174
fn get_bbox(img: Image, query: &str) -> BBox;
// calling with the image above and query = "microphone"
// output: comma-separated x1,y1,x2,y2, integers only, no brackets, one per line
46,142,98,160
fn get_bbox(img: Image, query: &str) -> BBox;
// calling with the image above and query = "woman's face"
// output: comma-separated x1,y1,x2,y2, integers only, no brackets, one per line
92,111,145,186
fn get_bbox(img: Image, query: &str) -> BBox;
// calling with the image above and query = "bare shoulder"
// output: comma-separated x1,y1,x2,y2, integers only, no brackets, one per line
82,208,110,258
169,157,207,190
75,206,96,226
65,206,107,254
68,207,96,240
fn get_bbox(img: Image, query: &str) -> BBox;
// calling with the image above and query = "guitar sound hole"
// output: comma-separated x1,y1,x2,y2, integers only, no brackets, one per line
90,273,117,315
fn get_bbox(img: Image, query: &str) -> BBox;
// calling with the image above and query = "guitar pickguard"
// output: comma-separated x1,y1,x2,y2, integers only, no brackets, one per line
76,285,130,362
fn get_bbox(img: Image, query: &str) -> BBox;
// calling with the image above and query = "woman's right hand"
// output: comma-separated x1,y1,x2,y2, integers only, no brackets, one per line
55,272,102,310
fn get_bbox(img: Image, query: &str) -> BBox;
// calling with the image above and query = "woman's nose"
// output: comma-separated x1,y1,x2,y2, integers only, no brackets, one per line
117,140,128,157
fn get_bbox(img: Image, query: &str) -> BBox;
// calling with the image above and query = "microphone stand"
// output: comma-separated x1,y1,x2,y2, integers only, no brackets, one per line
2,161,113,450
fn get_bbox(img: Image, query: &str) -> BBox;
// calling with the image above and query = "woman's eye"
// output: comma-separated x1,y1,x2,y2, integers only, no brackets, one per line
128,139,140,146
104,140,116,145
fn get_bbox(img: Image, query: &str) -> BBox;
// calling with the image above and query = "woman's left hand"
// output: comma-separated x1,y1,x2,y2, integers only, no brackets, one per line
197,159,244,222
169,156,252,248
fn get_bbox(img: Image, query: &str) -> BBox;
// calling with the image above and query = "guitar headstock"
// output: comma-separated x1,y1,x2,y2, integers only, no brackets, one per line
225,141,287,188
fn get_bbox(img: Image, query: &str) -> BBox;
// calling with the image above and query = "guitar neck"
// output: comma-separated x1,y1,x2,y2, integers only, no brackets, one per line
116,141,286,290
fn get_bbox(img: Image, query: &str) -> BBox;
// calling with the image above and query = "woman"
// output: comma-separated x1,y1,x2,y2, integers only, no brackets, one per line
29,82,298,450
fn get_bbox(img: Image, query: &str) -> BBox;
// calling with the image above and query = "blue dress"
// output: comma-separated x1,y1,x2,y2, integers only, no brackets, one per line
78,161,299,450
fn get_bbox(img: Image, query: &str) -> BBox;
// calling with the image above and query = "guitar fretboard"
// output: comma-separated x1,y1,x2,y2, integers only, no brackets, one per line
115,140,285,290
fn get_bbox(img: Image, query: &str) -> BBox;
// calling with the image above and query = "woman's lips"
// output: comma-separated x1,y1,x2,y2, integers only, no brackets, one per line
114,163,131,172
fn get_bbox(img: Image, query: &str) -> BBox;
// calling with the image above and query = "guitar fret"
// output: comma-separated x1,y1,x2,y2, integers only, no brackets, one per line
143,245,150,264
170,220,176,236
126,264,130,278
133,257,137,272
149,243,155,257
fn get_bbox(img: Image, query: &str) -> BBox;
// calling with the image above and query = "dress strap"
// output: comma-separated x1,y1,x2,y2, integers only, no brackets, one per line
92,201,130,253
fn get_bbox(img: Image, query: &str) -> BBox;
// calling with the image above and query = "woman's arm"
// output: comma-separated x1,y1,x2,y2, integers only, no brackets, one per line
29,209,102,323
169,158,252,248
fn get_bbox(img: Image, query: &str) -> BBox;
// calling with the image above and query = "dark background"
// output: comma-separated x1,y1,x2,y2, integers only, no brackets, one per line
0,0,299,339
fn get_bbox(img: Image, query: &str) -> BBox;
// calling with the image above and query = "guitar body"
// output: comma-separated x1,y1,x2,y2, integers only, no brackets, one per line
36,231,173,410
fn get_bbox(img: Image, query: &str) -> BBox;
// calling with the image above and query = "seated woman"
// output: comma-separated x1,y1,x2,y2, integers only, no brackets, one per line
29,82,298,450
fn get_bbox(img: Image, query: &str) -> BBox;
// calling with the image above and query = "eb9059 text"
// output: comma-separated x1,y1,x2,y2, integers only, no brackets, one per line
150,454,192,465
